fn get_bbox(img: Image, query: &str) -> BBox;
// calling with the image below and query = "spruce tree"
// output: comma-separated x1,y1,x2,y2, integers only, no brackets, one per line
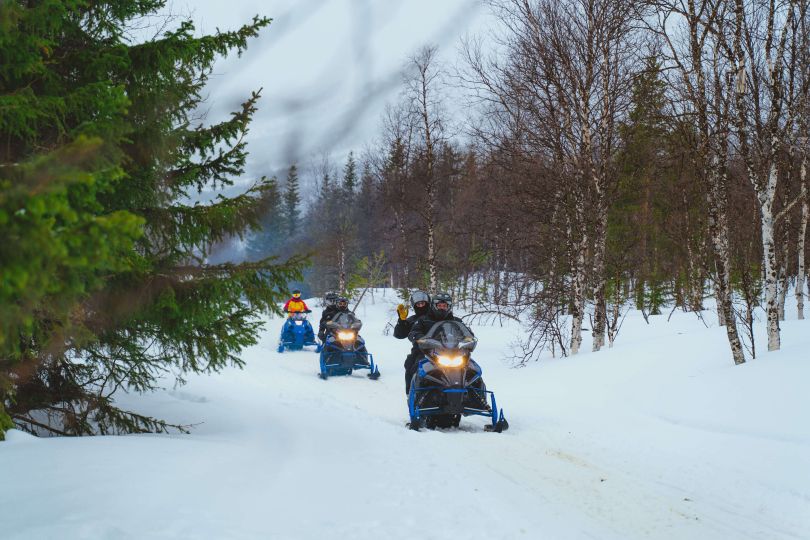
1,1,304,437
609,58,673,314
283,164,301,235
246,175,284,260
357,161,376,257
343,152,357,195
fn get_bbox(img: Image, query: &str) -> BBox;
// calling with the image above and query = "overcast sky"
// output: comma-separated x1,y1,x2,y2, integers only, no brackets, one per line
165,0,488,186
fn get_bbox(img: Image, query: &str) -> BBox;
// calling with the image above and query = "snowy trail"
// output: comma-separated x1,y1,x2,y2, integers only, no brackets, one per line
3,291,810,539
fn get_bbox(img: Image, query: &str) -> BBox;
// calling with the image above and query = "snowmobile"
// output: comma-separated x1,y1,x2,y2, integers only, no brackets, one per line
408,320,508,432
318,312,380,380
277,311,321,353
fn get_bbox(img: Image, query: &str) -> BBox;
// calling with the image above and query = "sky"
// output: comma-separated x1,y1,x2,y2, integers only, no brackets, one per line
163,0,489,187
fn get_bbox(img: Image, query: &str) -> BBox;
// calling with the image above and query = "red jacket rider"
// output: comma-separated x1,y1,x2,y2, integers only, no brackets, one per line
283,290,309,315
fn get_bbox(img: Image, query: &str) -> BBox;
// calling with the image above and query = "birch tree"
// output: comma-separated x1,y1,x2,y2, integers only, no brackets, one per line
724,0,810,351
649,0,746,364
405,46,445,294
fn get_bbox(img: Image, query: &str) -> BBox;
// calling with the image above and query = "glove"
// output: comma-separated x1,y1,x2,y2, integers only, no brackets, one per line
397,304,408,320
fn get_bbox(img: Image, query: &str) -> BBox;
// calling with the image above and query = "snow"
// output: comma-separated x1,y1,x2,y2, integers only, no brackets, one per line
3,290,809,539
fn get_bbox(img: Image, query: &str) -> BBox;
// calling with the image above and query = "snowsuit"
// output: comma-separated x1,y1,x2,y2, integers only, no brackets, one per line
394,305,430,392
318,305,348,341
404,310,465,394
283,297,309,314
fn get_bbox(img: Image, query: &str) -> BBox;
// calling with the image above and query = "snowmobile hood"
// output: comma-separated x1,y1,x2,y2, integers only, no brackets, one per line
325,311,362,331
416,320,477,353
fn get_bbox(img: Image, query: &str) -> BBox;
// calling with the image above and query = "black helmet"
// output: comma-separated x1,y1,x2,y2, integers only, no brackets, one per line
324,291,338,306
292,289,302,298
431,292,453,319
336,296,349,309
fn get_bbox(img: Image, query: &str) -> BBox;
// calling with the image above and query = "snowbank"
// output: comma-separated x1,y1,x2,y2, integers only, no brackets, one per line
2,289,808,539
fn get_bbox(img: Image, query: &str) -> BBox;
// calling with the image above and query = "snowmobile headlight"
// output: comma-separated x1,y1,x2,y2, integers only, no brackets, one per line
337,330,355,342
436,355,465,368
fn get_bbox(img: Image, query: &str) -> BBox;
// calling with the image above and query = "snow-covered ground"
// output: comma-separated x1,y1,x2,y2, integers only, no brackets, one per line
3,290,809,540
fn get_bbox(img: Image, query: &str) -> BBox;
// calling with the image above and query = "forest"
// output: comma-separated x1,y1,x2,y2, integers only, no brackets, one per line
249,0,810,368
2,0,810,440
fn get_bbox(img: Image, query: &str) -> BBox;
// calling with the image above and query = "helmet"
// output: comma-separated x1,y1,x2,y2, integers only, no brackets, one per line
409,290,430,308
292,289,301,298
409,290,430,315
431,292,453,319
324,291,338,306
336,296,349,309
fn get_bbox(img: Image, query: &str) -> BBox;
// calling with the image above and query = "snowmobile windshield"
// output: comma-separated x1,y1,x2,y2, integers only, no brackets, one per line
327,312,362,331
417,320,476,352
291,312,307,321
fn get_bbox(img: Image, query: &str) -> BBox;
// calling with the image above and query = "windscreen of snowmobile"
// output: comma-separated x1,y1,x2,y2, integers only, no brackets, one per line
291,312,307,321
416,320,477,352
325,312,363,331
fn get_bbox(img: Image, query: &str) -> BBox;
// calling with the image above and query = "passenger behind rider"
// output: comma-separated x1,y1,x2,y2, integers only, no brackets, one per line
394,291,431,393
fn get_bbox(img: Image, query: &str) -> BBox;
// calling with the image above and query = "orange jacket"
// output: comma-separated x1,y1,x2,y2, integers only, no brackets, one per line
283,298,309,313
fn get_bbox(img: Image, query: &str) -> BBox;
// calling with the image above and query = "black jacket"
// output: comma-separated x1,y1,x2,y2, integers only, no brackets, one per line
393,306,430,339
319,305,349,336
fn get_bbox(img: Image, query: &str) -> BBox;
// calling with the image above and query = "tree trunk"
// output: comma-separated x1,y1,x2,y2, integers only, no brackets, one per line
683,187,704,312
778,215,790,322
714,282,727,327
427,219,437,294
797,158,807,320
338,237,346,293
493,241,501,306
707,161,745,364
393,209,409,287
760,160,781,351
591,199,609,351
570,227,588,356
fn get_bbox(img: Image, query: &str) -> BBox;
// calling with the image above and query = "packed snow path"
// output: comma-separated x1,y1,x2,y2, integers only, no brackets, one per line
3,290,809,539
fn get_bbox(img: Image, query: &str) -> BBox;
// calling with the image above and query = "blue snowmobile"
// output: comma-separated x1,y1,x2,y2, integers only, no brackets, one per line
408,320,508,432
318,312,380,380
277,311,321,353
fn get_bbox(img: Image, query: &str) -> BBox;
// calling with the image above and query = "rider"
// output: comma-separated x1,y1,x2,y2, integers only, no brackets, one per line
394,290,430,338
281,289,313,341
318,295,349,342
394,291,431,393
405,292,464,393
283,290,310,315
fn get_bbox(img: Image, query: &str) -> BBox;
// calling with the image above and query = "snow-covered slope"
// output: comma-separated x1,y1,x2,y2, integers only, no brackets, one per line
3,290,809,540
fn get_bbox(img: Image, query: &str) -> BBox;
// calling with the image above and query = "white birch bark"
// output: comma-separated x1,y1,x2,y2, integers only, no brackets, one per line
338,237,346,293
708,159,746,364
591,200,608,351
413,48,439,295
760,159,781,350
569,208,588,355
777,215,790,321
797,157,808,319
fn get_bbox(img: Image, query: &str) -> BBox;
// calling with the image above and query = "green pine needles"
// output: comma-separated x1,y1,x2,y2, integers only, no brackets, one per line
0,1,304,437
